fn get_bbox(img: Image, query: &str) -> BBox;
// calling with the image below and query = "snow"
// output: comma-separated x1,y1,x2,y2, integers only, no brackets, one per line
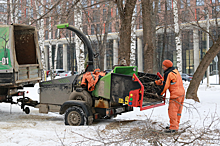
1,75,220,145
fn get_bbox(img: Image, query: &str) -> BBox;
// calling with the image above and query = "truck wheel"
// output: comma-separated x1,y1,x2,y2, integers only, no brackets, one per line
69,91,92,107
65,106,85,126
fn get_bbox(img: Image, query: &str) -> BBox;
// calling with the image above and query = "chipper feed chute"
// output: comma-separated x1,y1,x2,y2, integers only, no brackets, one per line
128,73,165,111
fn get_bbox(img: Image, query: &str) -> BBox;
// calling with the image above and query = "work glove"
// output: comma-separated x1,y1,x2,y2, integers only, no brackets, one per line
149,81,155,85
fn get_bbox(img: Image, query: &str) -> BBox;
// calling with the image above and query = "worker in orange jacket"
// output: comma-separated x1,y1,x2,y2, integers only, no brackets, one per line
154,60,185,133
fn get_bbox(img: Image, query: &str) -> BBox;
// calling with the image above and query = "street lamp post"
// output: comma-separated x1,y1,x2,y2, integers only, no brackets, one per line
206,10,210,87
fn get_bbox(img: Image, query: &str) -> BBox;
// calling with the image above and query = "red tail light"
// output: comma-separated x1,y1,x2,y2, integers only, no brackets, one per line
65,74,67,76
18,92,24,96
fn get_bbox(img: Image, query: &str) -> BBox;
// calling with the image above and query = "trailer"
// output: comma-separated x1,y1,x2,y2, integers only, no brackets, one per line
0,24,42,113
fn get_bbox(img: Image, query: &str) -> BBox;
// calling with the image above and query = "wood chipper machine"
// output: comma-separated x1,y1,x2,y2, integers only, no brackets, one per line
34,23,166,126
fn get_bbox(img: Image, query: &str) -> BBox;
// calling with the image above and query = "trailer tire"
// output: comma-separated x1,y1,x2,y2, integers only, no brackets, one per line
24,107,30,114
65,106,85,126
69,91,92,107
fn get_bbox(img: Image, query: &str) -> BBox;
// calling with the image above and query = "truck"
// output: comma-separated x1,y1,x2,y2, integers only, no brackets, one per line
0,24,42,113
0,23,165,126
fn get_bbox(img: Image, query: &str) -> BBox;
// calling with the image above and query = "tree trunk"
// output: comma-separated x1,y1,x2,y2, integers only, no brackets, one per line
10,0,14,23
74,2,85,73
116,0,136,66
161,0,168,73
152,0,159,73
54,29,60,72
130,10,136,66
35,0,46,81
142,0,154,73
173,0,182,73
186,36,220,102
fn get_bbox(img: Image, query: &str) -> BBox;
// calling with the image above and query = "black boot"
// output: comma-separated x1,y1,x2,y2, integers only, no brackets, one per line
164,129,177,134
165,126,170,129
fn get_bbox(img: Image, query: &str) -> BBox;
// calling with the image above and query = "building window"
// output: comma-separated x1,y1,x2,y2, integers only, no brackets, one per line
167,0,172,11
139,17,142,29
45,30,48,40
46,18,49,29
55,29,58,39
96,24,100,34
26,0,29,6
91,24,95,35
26,8,28,18
212,6,220,18
158,0,161,13
108,22,112,32
0,5,4,12
38,5,42,14
196,8,200,20
57,5,61,13
196,0,204,6
82,0,87,7
84,11,89,23
115,21,119,32
66,2,69,9
31,9,33,17
187,0,190,6
108,10,111,20
45,4,49,13
180,0,184,9
93,10,100,22
103,9,107,21
83,25,88,35
181,10,189,22
91,0,94,8
18,10,21,19
212,0,216,3
66,30,69,37
140,4,142,15
51,29,53,39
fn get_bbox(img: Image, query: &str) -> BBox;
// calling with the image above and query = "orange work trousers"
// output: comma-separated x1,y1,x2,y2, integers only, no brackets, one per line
168,95,185,130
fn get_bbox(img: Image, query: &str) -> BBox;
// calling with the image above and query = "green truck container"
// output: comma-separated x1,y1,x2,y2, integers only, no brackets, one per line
0,24,42,102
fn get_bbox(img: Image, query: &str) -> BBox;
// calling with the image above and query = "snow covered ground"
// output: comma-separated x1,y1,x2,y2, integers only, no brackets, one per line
1,75,220,145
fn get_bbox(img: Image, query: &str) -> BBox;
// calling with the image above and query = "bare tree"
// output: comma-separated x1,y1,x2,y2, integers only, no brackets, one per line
173,0,182,74
81,0,116,71
114,0,137,66
141,0,157,73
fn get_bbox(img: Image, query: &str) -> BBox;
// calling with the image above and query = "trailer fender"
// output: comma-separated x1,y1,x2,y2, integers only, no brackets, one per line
68,90,93,107
60,100,93,117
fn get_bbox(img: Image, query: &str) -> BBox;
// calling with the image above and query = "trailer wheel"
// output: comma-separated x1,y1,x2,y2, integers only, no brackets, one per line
65,106,85,126
69,91,92,107
24,107,30,114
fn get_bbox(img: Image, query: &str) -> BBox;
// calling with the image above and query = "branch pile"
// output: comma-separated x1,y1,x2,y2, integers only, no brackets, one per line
139,74,164,102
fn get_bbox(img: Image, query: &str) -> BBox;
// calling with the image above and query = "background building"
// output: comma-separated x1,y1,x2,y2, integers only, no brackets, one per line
4,0,220,76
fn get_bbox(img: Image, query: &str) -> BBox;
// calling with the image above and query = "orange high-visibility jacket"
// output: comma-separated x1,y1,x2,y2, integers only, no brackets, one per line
155,67,185,98
81,68,106,92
